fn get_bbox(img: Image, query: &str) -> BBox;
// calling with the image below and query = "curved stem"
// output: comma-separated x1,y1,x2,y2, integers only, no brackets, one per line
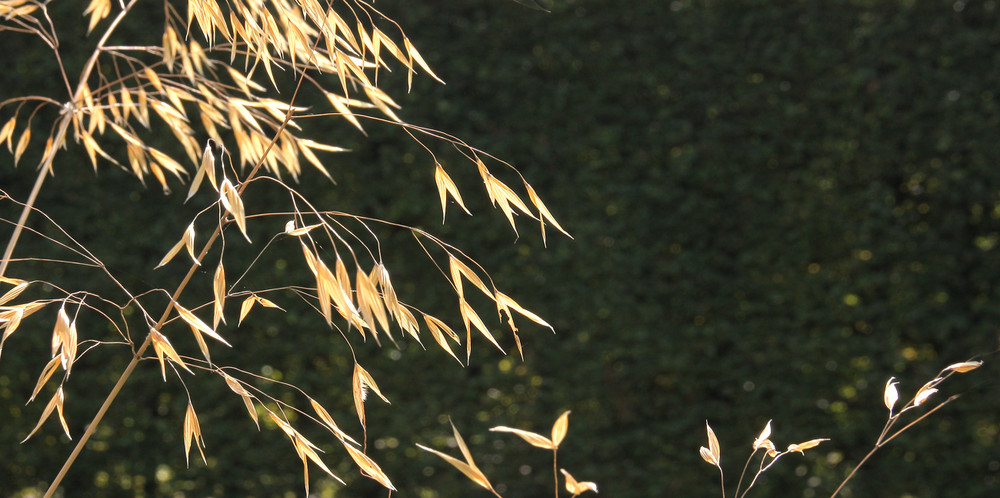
718,465,726,498
733,449,758,498
740,454,778,498
828,445,879,498
829,396,957,498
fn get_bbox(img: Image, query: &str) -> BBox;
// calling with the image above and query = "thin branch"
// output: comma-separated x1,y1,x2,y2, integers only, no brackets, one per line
829,395,959,498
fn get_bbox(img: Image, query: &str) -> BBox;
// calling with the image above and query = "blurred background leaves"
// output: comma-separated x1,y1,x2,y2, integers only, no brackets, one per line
2,0,999,497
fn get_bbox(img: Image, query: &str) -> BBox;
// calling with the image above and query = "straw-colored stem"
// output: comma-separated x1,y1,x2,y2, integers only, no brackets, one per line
829,396,957,498
718,465,726,498
44,227,221,497
0,157,50,278
740,454,779,498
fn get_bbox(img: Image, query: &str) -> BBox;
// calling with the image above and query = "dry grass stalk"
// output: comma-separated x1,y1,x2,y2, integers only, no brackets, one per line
698,359,983,498
828,359,983,497
699,418,829,498
1,0,568,495
491,410,573,498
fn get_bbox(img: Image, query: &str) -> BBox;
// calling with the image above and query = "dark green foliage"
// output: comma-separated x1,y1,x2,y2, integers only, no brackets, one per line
2,0,999,497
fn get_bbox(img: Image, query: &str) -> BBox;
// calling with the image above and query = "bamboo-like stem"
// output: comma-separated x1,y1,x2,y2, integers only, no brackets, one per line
42,226,220,497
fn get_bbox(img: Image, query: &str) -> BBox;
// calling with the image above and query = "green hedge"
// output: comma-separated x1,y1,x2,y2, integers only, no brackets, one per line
1,1,998,496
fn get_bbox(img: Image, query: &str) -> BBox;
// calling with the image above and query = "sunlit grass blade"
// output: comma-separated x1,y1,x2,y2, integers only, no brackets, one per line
551,410,570,447
221,372,259,429
213,262,226,328
21,387,70,442
29,357,62,403
561,468,599,496
489,426,554,449
219,179,250,242
424,314,462,364
344,442,395,490
156,223,200,268
700,421,720,466
0,281,29,306
460,298,504,357
353,363,390,430
309,398,357,445
150,328,192,380
238,294,284,325
183,402,207,466
174,300,230,347
435,162,470,222
417,421,496,494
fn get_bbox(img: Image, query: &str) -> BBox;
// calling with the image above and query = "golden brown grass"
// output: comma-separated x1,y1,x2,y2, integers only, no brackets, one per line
0,1,569,496
418,412,598,498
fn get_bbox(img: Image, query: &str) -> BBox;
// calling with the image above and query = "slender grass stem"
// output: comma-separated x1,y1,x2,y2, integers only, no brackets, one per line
718,465,726,498
733,449,759,498
42,334,148,497
829,396,958,498
553,449,559,498
0,156,50,278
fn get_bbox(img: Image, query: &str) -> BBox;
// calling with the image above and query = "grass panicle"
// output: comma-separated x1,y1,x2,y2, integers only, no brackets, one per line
1,1,567,495
697,359,983,498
